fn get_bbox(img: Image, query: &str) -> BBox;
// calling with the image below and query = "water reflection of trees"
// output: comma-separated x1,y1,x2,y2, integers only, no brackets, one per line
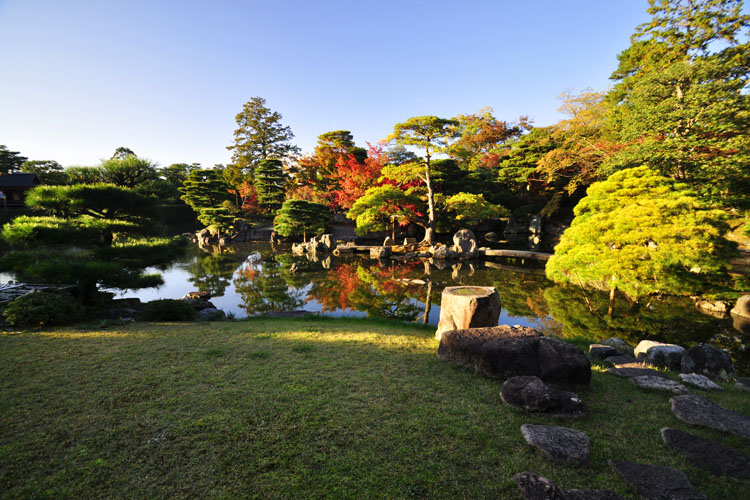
186,250,243,297
233,252,304,315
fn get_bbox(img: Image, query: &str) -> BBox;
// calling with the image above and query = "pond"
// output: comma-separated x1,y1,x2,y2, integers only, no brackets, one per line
119,242,750,374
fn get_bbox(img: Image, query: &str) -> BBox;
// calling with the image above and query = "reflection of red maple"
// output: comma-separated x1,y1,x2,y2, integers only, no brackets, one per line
307,263,358,311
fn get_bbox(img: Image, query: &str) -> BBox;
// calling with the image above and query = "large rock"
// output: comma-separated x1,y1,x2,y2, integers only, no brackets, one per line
520,424,590,465
319,234,336,252
600,337,634,357
630,375,689,394
611,460,709,500
196,308,226,321
678,373,723,392
370,246,391,259
435,286,501,340
588,344,620,361
431,245,458,260
180,297,217,311
730,294,750,318
513,472,628,500
634,340,685,371
451,229,477,256
670,394,750,439
680,343,735,380
501,376,586,418
736,377,750,393
603,355,637,367
661,427,750,480
438,326,591,385
196,228,214,247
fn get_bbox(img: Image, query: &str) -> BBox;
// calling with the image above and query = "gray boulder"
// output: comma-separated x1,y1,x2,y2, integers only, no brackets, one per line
513,472,628,500
501,376,586,418
370,246,391,259
197,308,226,321
431,245,458,260
661,427,750,480
730,294,750,318
588,344,620,361
438,326,591,385
634,340,685,371
319,234,336,252
603,355,637,367
678,373,723,392
735,377,750,393
670,394,750,438
680,343,735,380
608,367,670,379
611,460,709,500
630,375,689,394
520,424,590,465
600,337,634,357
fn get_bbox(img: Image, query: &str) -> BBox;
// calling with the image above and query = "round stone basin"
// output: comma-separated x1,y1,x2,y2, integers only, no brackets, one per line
449,286,492,296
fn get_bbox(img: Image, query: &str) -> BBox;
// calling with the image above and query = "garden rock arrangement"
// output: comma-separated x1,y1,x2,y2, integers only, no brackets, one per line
437,325,591,385
634,340,685,371
670,394,750,439
501,376,587,418
611,460,709,500
520,424,590,465
630,375,689,394
179,292,226,321
513,472,627,500
678,373,723,392
680,343,735,380
292,234,336,257
434,286,501,340
660,428,750,480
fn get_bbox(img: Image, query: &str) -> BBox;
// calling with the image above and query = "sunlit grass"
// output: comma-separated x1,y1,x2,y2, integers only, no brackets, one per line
1,317,748,499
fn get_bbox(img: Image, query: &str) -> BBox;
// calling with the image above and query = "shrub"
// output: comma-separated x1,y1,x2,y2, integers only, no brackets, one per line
141,299,196,322
2,292,84,327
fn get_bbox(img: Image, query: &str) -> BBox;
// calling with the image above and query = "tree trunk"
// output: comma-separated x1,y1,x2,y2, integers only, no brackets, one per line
420,280,433,324
423,154,436,245
608,274,616,317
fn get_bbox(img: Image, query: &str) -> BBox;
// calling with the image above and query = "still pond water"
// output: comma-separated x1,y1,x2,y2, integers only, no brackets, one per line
120,243,749,374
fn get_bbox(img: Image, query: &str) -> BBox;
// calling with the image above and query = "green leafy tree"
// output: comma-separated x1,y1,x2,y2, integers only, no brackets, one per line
21,160,68,185
179,169,236,231
66,166,104,184
254,159,287,214
607,0,750,207
0,145,28,174
1,184,184,303
448,108,530,169
99,155,158,187
440,192,509,226
546,166,738,302
347,185,421,236
227,97,300,185
161,163,197,186
273,199,330,241
111,146,136,159
386,116,459,244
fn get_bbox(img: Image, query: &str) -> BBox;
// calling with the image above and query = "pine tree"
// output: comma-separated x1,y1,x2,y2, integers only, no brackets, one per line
254,159,286,214
273,199,330,241
179,169,236,231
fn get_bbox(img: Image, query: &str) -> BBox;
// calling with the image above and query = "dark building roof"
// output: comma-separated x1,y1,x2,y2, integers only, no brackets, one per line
0,173,40,188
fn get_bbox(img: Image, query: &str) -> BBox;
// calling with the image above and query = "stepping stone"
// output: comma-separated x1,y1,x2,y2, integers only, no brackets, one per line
608,367,670,379
678,373,723,392
661,427,750,480
589,344,620,361
604,355,637,367
670,394,750,439
520,424,590,465
611,460,709,500
513,472,628,500
631,375,689,394
635,340,685,371
680,343,735,380
600,337,634,357
735,377,750,393
501,376,587,418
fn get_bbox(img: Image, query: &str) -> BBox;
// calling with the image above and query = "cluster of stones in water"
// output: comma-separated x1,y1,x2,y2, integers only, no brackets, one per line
433,285,749,500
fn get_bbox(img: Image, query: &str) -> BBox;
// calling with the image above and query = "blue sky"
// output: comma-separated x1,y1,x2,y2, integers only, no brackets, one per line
1,0,653,168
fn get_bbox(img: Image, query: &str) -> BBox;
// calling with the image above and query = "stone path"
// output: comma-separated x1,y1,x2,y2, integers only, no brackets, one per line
661,427,750,480
611,460,709,500
513,472,627,500
501,376,586,418
678,373,723,392
608,367,670,379
520,424,590,465
630,375,689,394
670,394,750,439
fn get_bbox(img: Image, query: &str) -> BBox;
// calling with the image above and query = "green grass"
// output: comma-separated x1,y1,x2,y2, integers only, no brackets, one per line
1,317,749,499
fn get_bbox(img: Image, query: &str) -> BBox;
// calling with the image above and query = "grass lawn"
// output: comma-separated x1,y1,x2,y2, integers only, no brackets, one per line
1,317,749,499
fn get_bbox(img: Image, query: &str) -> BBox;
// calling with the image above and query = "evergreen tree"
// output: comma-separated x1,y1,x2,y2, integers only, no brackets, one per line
254,159,286,214
0,145,28,174
179,169,237,231
21,160,68,185
546,166,737,302
273,199,330,241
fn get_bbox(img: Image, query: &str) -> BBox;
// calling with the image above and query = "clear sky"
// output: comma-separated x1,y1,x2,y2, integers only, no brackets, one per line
1,0,654,168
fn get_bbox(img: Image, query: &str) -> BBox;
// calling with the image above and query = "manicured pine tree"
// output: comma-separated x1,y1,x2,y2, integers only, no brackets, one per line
273,199,330,241
254,159,286,214
179,169,237,231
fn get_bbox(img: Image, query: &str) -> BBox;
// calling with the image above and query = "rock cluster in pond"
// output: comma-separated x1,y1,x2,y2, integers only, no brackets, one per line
180,292,226,321
611,460,709,500
630,375,689,394
438,325,591,385
661,427,750,480
513,472,628,500
670,394,750,439
520,424,591,465
678,373,723,392
501,376,587,418
634,340,685,371
292,234,336,257
434,286,501,340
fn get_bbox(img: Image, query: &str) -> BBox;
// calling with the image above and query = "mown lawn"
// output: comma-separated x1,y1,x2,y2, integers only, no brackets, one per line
1,317,749,499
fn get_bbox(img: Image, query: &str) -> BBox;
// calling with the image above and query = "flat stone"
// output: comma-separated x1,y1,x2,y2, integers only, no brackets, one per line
631,375,689,394
438,326,591,385
635,340,685,371
608,367,670,379
735,377,750,393
661,427,750,480
502,376,587,418
521,424,590,465
680,343,735,380
611,460,709,500
600,337,635,357
588,344,620,361
670,394,750,439
604,355,638,367
513,472,628,500
678,373,723,392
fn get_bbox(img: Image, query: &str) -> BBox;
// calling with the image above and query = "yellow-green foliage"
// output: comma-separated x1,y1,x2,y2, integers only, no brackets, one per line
442,192,508,222
546,166,737,299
